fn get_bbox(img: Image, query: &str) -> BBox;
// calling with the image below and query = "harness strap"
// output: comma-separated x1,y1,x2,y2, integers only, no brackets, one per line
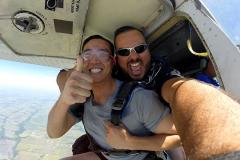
69,91,94,119
69,103,84,119
86,81,143,155
111,81,139,125
144,152,166,160
69,81,168,159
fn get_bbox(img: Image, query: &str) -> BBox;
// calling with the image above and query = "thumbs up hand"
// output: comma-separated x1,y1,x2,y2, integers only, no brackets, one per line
59,56,93,106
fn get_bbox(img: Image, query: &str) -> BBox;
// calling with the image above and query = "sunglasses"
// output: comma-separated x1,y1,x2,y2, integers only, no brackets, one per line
81,49,114,63
116,44,148,56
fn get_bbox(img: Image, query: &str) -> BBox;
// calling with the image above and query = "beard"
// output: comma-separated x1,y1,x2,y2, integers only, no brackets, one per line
112,62,132,81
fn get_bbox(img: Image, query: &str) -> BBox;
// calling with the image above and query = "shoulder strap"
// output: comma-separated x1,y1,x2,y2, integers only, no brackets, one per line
69,103,85,120
68,91,95,120
111,81,139,126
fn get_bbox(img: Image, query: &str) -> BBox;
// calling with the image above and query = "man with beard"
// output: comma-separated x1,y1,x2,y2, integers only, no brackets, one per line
112,26,240,160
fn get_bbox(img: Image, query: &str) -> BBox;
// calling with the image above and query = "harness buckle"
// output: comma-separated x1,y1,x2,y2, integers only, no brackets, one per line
112,98,125,110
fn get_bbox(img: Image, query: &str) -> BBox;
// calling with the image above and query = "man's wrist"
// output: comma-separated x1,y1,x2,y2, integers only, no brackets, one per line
125,134,136,150
57,96,72,110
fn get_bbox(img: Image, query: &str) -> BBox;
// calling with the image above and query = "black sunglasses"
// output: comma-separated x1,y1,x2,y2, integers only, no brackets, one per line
116,44,148,56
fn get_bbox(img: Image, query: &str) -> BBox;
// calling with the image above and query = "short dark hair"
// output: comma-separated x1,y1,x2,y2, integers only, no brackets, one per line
82,35,114,56
114,26,145,46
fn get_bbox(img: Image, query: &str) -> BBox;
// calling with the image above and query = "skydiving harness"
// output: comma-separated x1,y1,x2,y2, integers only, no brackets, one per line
111,81,139,126
69,81,139,125
69,81,139,153
69,81,167,160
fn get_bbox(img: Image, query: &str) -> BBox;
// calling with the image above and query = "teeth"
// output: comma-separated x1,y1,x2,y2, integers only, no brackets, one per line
130,62,140,67
90,68,102,73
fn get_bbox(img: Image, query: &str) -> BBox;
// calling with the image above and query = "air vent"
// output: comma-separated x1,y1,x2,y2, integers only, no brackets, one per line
12,11,44,34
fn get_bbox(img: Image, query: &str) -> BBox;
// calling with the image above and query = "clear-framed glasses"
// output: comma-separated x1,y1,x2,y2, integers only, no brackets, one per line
116,44,148,56
81,49,113,62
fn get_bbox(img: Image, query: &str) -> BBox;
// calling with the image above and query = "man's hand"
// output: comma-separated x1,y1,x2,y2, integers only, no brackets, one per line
105,121,132,150
59,57,93,106
47,57,93,138
105,121,181,151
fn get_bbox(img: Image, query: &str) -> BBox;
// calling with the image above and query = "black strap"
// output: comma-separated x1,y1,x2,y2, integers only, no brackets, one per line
69,81,156,156
69,91,95,120
86,81,144,155
111,81,139,126
69,81,139,126
144,152,164,160
69,103,85,120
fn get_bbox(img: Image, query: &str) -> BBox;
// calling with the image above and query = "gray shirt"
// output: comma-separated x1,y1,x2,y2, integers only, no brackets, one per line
82,80,170,160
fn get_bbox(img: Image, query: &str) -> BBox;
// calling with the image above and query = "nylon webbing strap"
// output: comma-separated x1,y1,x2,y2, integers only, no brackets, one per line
69,103,84,119
111,81,139,126
69,92,93,120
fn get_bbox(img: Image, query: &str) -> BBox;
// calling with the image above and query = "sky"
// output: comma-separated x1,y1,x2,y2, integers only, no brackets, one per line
201,0,240,45
0,59,60,92
0,0,239,92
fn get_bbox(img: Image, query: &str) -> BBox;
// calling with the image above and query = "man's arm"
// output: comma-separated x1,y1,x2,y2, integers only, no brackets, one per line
161,77,240,159
105,121,181,151
47,58,92,138
105,88,181,151
47,98,77,138
125,134,181,151
57,69,73,92
153,113,176,134
48,68,75,138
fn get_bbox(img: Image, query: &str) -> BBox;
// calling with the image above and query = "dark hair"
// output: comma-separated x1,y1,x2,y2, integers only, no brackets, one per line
114,26,145,46
82,35,114,56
